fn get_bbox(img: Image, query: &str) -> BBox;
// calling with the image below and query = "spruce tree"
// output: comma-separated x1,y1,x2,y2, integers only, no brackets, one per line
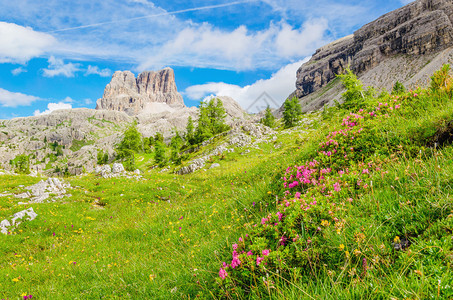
154,141,167,167
185,116,195,145
283,97,302,128
261,106,275,128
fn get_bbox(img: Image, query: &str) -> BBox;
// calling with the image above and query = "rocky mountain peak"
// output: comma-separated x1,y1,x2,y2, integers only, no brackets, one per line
96,68,185,115
292,0,453,111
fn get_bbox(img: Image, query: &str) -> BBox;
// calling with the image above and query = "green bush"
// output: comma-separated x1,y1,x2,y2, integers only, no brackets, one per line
10,155,30,174
97,149,109,165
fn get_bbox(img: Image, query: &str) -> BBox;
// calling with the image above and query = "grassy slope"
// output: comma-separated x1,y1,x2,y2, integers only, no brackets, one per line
0,123,314,299
1,71,453,299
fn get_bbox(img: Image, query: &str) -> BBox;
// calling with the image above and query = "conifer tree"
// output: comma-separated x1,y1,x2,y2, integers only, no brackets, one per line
261,106,275,128
283,97,302,128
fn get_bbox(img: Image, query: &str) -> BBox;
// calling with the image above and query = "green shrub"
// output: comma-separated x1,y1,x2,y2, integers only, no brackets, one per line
97,149,109,165
10,155,30,174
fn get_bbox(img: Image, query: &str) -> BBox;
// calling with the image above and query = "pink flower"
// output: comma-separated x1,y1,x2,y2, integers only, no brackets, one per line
362,169,369,174
231,257,241,269
247,251,253,256
222,262,228,268
295,192,301,199
276,212,283,222
238,237,243,242
256,256,264,266
261,218,268,225
262,249,270,256
333,182,341,192
219,268,228,279
232,243,238,250
279,236,288,246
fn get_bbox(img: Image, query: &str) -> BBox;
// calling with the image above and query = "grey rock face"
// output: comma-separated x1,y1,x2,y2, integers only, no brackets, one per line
293,0,453,108
96,68,185,115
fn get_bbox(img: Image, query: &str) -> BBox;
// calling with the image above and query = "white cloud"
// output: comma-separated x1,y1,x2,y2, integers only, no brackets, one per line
184,57,310,113
138,21,328,71
0,88,39,107
0,22,56,64
33,102,72,116
61,96,75,103
42,56,81,77
85,65,112,77
84,98,93,105
11,67,27,76
275,19,328,58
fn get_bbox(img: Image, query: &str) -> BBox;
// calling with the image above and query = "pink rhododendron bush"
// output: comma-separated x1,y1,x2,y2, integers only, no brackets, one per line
215,67,453,298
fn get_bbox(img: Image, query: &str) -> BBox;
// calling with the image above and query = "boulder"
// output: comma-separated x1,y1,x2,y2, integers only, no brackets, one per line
112,163,125,173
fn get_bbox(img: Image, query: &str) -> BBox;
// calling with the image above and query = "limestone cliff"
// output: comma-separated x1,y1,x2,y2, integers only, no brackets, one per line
96,68,185,115
292,0,453,111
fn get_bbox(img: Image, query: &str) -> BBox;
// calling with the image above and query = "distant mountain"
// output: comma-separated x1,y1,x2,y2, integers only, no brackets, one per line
96,68,185,116
287,0,453,112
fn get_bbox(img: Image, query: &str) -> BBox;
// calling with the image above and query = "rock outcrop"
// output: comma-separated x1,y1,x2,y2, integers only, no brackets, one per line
292,0,453,111
1,208,37,235
96,68,185,115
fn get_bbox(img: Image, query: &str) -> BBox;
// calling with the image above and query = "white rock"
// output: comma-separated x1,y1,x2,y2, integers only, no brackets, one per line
112,163,125,173
1,208,37,235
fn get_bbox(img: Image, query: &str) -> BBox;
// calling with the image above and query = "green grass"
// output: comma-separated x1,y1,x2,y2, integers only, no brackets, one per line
0,122,309,299
2,69,453,299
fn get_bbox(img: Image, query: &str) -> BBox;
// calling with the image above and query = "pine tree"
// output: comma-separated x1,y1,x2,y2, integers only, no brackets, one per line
337,68,366,111
283,97,302,128
194,98,230,143
154,141,167,167
117,125,143,153
261,106,275,128
185,116,195,145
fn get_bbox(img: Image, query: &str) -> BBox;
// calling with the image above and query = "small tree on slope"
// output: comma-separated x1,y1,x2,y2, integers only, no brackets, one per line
283,96,302,128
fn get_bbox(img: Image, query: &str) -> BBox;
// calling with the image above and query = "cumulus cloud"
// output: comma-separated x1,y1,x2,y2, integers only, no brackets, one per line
0,22,56,64
0,88,39,107
11,67,27,76
184,58,310,113
138,21,328,71
33,102,72,116
275,19,328,58
85,65,112,77
42,56,81,77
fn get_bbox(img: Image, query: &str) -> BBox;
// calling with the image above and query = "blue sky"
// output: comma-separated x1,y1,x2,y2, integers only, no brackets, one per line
0,0,414,118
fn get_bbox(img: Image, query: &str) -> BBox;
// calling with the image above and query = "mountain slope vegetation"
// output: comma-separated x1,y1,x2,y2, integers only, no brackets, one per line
1,66,453,299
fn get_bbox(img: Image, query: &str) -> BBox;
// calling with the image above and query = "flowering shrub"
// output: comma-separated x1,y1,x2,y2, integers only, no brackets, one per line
214,74,453,296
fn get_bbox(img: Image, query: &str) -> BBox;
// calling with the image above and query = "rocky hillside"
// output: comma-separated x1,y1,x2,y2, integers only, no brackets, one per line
0,68,249,175
291,0,453,112
0,109,132,174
